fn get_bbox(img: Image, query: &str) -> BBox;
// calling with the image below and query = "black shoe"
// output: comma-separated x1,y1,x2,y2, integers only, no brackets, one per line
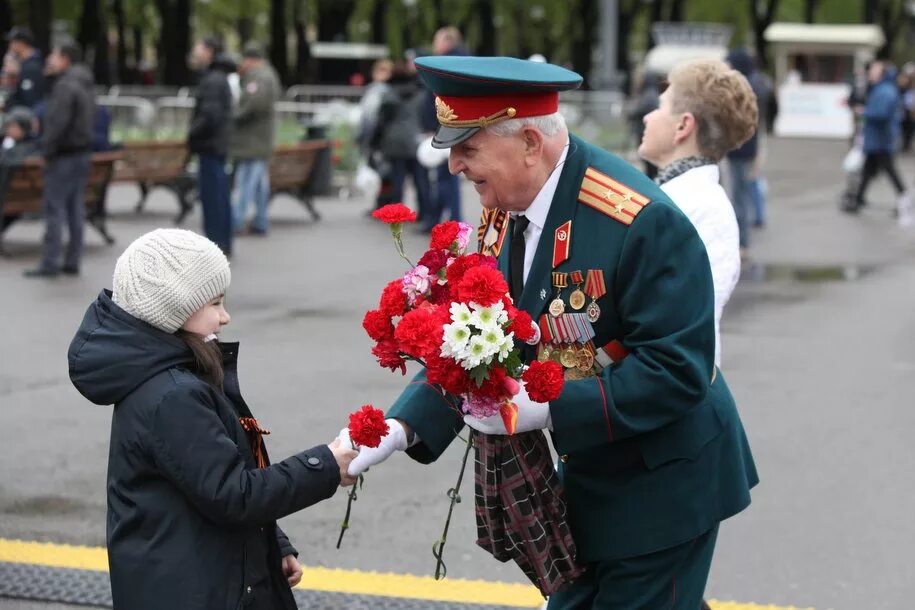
61,266,79,276
23,267,59,278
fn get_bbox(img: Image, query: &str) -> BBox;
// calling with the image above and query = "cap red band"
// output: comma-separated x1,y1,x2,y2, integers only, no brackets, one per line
434,92,559,128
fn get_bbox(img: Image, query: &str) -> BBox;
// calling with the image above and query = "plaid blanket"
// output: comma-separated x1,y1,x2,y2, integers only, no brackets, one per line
473,429,585,596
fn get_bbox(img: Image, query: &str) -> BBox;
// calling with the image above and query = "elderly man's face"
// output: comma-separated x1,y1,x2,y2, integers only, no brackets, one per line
448,128,533,212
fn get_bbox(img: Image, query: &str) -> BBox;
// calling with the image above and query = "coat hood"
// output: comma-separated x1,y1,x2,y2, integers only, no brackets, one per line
68,290,195,406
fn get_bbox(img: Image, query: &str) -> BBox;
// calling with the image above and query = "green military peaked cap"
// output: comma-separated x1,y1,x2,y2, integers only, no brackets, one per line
415,56,583,148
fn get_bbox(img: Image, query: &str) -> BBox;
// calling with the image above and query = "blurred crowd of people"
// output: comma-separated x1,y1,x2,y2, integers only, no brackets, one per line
357,26,466,233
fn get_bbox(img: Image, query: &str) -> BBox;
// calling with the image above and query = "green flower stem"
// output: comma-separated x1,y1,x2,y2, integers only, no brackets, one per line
432,432,474,580
391,227,415,268
336,443,363,549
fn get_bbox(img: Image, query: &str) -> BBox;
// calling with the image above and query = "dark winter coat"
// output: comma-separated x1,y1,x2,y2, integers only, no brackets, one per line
725,49,763,161
68,290,340,610
375,79,426,160
42,64,95,160
6,50,46,109
188,57,234,157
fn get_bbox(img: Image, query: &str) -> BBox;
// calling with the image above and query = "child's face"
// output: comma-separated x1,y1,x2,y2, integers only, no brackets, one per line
182,295,231,337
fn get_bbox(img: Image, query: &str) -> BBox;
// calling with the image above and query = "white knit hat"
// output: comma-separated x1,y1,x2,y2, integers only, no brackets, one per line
112,229,231,333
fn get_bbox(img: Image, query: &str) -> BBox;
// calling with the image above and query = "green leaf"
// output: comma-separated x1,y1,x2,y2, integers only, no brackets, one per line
502,350,523,378
469,365,490,388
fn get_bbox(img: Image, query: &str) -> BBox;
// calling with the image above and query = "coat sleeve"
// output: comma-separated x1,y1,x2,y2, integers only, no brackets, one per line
549,202,716,455
386,370,464,464
148,383,341,525
275,525,298,558
863,86,897,122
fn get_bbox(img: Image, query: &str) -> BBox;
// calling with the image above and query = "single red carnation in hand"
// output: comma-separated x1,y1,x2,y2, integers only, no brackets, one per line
453,266,509,307
418,248,451,275
426,352,472,396
372,203,417,224
445,253,497,285
429,221,462,251
379,280,408,318
478,366,511,401
348,405,390,448
522,360,565,403
372,338,406,375
508,309,535,342
363,309,394,342
394,307,443,360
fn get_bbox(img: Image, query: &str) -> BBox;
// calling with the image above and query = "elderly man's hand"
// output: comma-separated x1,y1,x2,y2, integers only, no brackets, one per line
463,386,552,435
337,419,412,476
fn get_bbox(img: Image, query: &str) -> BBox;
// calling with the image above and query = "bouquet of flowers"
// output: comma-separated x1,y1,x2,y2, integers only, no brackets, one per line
361,204,583,595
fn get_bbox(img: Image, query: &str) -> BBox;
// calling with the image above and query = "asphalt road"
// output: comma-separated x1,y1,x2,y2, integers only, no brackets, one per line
2,137,914,609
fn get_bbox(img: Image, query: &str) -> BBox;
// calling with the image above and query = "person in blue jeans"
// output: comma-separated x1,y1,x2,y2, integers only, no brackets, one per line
188,38,233,255
231,43,280,235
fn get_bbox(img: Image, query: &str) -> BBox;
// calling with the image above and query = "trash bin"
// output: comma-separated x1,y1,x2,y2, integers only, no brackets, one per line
301,121,333,197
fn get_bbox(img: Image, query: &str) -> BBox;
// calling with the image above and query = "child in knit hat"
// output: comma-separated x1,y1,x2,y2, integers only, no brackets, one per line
68,228,357,610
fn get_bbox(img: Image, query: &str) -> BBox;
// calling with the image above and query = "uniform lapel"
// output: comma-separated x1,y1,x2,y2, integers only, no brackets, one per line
517,136,590,319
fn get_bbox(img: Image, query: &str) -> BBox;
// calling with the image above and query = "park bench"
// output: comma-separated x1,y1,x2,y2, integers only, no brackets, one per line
110,141,195,225
0,152,121,255
112,139,331,224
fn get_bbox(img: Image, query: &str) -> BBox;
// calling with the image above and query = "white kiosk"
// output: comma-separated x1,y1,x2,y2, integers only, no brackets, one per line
764,23,885,138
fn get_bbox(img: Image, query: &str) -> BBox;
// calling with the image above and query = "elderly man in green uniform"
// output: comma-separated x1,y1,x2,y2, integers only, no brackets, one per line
341,57,758,609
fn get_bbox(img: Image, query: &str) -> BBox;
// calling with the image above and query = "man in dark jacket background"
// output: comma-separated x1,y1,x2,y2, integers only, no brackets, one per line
2,27,46,111
24,41,95,278
188,37,233,256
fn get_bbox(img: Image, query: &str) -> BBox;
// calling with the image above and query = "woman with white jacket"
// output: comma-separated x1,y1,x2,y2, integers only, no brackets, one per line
638,59,758,367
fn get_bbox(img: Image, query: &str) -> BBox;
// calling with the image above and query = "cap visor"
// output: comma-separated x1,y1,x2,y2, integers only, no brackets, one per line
431,126,480,149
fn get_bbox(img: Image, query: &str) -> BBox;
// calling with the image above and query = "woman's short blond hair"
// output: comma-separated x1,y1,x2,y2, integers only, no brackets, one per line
667,59,758,159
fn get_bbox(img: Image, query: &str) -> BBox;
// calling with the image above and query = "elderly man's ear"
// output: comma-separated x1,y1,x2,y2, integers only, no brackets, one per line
521,126,546,166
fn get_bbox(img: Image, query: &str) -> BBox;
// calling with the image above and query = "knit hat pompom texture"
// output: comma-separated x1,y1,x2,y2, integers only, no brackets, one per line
113,229,231,333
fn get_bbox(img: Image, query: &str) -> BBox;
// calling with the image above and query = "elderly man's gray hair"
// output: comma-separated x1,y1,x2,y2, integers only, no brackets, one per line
485,112,567,138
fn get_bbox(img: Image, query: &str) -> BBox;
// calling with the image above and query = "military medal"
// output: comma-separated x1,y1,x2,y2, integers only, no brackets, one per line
569,270,586,310
549,272,568,317
560,345,579,368
575,344,595,372
584,269,607,323
538,345,552,362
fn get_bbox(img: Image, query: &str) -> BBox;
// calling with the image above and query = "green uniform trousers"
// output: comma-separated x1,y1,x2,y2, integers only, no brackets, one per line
547,525,718,610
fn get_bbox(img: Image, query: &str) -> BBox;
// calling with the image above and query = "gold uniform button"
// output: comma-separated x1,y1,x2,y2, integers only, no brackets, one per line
560,454,569,463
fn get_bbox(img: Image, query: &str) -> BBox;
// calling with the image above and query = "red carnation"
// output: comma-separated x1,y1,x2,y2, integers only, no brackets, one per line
394,307,443,359
446,253,498,285
426,352,472,396
372,338,406,375
429,221,462,251
348,405,390,448
379,280,408,318
522,361,565,403
418,249,451,275
372,203,417,224
453,266,509,307
428,281,451,305
478,366,511,401
508,309,535,342
362,309,394,342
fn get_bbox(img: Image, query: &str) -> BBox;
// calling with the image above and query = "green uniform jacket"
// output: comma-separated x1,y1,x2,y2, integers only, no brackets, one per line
229,63,281,161
388,135,758,562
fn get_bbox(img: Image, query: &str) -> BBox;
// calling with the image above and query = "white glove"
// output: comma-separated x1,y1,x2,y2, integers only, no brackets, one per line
337,418,409,476
462,385,552,435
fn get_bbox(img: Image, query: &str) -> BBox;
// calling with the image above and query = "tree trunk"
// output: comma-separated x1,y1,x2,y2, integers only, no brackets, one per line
156,0,192,86
571,0,597,87
29,0,52,55
371,0,387,45
646,0,665,52
0,0,13,56
94,3,111,86
113,0,129,83
271,0,288,86
237,17,253,45
670,0,686,22
476,0,496,56
804,0,817,23
878,1,904,58
864,0,878,24
174,0,191,85
293,0,312,84
132,26,143,67
78,0,98,51
748,0,780,70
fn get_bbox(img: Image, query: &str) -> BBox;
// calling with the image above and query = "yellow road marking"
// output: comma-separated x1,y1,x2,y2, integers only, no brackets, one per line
0,538,814,609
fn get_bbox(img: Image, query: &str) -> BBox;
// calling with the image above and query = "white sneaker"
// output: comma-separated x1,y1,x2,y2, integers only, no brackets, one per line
897,191,914,228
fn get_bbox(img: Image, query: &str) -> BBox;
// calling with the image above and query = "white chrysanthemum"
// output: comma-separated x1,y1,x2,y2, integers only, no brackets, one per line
496,332,515,361
469,301,506,329
450,302,473,325
441,322,471,357
460,335,490,370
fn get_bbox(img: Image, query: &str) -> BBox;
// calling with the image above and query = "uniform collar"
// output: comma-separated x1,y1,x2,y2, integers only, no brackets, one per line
515,140,570,230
